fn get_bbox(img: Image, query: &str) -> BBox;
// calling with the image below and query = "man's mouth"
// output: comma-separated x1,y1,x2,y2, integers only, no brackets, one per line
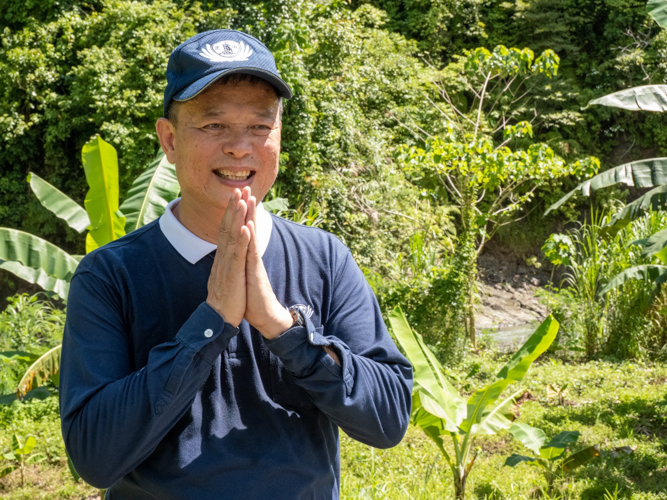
213,169,254,181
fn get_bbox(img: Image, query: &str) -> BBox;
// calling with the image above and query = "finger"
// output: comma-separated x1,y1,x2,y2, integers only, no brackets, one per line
246,220,258,262
231,225,251,265
241,186,251,204
230,199,248,242
217,188,241,248
246,195,257,227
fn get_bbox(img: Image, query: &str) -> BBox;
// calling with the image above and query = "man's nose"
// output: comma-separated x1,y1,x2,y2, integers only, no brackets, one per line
222,127,253,158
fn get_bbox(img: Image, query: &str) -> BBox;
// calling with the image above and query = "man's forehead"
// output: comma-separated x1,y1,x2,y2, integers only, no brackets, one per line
187,81,280,116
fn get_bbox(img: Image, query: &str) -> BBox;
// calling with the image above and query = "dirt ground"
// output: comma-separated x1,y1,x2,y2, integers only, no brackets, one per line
475,247,552,331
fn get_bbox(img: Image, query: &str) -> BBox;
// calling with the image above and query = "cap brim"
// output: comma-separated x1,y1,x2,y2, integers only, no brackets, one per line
173,67,293,102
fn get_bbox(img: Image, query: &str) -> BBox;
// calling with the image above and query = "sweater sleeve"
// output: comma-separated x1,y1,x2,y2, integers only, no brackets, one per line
59,271,239,488
264,250,413,449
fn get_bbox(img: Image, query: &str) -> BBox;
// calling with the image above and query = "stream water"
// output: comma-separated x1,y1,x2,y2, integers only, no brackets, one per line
480,322,540,351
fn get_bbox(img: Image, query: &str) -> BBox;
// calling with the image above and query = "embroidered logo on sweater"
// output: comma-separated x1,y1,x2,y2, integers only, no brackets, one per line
294,304,314,319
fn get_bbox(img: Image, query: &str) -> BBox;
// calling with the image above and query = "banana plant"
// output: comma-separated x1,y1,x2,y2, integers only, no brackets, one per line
544,0,667,294
505,422,599,495
0,136,180,398
0,433,47,488
1,138,179,302
388,306,559,500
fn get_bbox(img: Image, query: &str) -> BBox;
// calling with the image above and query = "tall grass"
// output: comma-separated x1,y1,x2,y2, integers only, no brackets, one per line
544,209,667,358
0,294,64,395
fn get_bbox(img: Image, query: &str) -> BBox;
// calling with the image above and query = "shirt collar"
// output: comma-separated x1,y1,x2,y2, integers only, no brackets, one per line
159,198,273,264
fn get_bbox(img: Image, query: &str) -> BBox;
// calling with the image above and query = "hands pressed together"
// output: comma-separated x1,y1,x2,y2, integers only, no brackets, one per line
206,187,294,340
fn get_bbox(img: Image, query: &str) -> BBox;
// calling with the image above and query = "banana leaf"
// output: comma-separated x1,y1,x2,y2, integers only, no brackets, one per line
606,184,667,235
16,345,61,398
599,264,667,296
0,351,39,363
540,431,580,460
0,465,17,478
410,393,449,433
641,227,667,264
545,158,667,216
0,228,79,280
459,316,558,433
14,435,36,455
504,454,542,467
649,0,667,30
0,260,70,301
508,422,547,454
82,136,126,252
67,452,81,482
26,453,46,464
562,446,600,472
475,389,523,435
120,150,180,233
28,173,90,233
263,197,289,212
587,85,667,112
389,306,466,432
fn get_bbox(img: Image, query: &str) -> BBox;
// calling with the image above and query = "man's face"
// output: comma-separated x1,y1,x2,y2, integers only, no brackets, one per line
158,79,282,214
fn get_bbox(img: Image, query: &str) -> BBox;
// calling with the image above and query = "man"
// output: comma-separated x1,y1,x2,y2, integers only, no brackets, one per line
60,29,412,499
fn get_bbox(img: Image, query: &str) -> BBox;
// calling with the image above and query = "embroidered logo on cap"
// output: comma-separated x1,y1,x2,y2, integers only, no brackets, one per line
200,40,253,62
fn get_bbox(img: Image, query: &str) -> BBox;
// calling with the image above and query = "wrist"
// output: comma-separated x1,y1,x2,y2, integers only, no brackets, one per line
206,298,237,327
259,305,294,340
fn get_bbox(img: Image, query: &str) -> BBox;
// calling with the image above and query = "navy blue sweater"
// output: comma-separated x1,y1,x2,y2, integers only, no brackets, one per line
59,215,412,499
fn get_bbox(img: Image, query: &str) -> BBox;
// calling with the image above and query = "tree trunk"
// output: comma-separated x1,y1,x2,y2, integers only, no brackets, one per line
458,182,479,350
468,272,477,350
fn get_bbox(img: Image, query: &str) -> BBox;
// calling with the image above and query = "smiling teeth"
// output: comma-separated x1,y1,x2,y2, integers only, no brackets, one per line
216,170,251,180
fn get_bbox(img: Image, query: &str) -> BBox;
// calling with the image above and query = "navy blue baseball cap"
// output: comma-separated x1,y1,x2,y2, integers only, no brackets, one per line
163,29,293,116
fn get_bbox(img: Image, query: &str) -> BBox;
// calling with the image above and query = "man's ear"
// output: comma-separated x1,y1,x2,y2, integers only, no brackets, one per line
156,118,177,164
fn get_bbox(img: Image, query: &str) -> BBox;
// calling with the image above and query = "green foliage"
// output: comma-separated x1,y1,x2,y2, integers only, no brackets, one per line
15,345,61,399
0,294,64,397
27,173,89,234
542,233,575,267
0,1,235,248
352,0,485,60
119,150,179,233
588,84,667,112
0,137,178,301
0,294,64,353
649,0,667,30
81,136,126,252
367,229,466,360
389,306,558,499
0,433,46,488
0,138,179,398
543,210,667,358
505,422,599,495
398,43,591,347
545,157,667,217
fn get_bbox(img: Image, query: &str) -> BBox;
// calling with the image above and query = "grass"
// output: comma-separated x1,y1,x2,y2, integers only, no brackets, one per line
2,358,667,499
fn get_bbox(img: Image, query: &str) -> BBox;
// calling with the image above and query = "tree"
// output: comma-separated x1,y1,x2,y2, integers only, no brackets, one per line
399,45,597,347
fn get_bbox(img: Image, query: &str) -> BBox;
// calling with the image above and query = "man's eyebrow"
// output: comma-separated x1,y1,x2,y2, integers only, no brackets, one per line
202,110,225,118
254,109,277,119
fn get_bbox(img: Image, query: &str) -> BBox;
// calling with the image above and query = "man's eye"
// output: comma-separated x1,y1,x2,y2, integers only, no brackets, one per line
250,125,271,131
204,123,226,130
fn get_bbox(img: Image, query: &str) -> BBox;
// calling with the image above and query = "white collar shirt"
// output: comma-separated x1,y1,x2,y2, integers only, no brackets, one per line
159,198,273,264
